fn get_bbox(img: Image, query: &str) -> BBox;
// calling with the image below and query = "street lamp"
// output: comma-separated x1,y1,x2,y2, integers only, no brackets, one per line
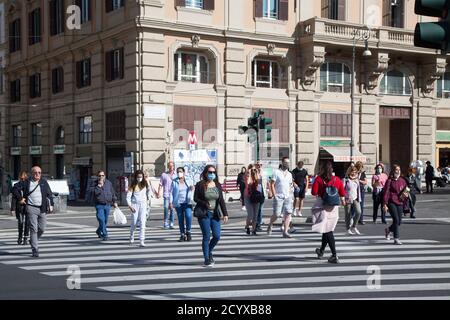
350,28,372,162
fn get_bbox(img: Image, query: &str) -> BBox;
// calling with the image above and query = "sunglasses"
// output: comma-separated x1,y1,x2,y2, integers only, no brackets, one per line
208,171,216,174
98,175,105,177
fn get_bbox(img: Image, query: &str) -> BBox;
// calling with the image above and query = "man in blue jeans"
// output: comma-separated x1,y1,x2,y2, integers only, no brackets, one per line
158,161,176,229
93,171,118,241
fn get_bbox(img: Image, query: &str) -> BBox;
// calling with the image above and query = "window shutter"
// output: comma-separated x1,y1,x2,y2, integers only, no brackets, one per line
382,0,391,27
105,51,112,82
175,0,186,7
28,12,33,45
37,8,42,42
59,67,64,92
338,0,346,20
87,60,91,86
203,0,215,10
9,22,14,51
255,0,263,18
76,61,81,88
106,0,113,13
88,0,92,20
399,1,405,28
279,0,289,20
119,48,124,79
17,20,21,50
59,0,65,33
52,69,57,93
321,0,329,18
50,0,55,35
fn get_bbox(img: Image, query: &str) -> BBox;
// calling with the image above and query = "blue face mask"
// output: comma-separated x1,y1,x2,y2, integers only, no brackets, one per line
207,173,216,181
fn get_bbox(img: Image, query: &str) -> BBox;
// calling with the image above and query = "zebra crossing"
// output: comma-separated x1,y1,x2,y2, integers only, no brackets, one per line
0,224,449,300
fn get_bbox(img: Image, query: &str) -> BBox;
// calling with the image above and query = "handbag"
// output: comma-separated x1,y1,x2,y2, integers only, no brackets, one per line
249,181,265,204
193,204,208,218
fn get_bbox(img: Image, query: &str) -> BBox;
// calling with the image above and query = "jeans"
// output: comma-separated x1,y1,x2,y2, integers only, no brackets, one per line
387,203,403,239
95,204,111,238
176,203,193,235
345,200,361,230
256,199,264,227
408,192,417,215
351,191,365,223
373,192,386,223
198,211,221,264
17,209,29,239
426,178,433,193
163,197,175,226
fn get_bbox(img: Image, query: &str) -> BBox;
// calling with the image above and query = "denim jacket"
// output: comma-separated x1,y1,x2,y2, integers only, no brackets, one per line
170,177,194,208
94,179,118,205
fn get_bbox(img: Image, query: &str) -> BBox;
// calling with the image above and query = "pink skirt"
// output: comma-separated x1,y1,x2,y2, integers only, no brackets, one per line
311,198,339,234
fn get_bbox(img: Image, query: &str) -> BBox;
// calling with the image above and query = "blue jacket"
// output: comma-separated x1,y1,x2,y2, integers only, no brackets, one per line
93,179,118,205
170,177,193,208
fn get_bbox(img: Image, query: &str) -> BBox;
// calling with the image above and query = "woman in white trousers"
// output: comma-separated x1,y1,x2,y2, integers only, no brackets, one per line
127,170,151,247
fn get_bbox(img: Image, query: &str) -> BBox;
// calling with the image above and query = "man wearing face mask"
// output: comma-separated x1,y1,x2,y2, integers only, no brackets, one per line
266,157,294,238
158,161,176,229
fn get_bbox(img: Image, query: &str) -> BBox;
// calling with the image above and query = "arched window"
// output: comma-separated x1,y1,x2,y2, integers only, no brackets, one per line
380,70,412,95
320,62,351,93
174,51,210,84
437,72,450,99
251,59,283,88
55,126,64,145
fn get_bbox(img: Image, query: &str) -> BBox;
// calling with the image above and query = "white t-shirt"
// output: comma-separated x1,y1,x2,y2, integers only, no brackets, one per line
272,169,293,199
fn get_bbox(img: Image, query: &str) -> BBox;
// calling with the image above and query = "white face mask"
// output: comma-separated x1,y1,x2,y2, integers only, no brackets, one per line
137,178,143,183
178,172,184,178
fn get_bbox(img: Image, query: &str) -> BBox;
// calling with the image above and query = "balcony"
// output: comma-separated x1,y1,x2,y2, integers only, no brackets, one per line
298,17,439,55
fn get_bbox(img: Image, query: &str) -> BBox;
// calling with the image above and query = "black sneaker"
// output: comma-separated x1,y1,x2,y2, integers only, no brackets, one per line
31,250,39,258
246,227,250,235
186,232,192,241
315,248,324,259
22,237,28,245
358,221,366,225
209,253,215,264
17,237,22,245
328,256,339,264
256,226,263,232
252,230,258,236
178,235,185,242
102,236,109,241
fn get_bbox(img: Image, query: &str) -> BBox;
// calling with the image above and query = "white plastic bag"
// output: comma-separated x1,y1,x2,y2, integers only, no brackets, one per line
113,207,127,225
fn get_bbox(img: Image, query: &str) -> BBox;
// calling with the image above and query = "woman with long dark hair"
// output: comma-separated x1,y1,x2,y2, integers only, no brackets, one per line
244,166,263,236
311,162,345,264
126,170,152,247
194,165,229,267
372,163,388,224
236,167,247,211
11,171,30,245
383,164,408,245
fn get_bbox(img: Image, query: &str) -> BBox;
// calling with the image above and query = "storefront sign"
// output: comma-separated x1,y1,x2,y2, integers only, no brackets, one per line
10,147,21,155
53,145,66,154
437,131,450,142
29,146,42,155
144,105,166,120
380,107,411,119
72,157,92,166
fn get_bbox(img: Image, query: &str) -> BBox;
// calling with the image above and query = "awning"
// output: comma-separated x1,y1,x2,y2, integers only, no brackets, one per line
72,157,92,166
320,147,367,163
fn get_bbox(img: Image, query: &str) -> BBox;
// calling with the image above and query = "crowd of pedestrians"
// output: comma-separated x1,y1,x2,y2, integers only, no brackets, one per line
6,156,442,267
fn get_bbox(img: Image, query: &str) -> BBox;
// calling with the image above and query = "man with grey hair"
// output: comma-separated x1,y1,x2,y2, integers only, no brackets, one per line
13,166,54,258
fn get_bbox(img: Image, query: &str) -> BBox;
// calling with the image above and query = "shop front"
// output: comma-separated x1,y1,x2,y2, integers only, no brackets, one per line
319,140,367,178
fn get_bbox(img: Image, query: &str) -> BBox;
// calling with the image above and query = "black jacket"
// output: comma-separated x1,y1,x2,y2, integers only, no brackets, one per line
11,182,26,218
194,181,228,219
12,178,54,213
425,165,434,180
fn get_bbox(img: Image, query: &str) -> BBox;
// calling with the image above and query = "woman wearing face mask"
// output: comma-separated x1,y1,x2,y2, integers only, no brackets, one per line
194,165,229,267
244,167,263,236
382,164,408,245
405,168,420,219
170,167,195,242
372,164,388,224
127,170,151,247
343,165,362,235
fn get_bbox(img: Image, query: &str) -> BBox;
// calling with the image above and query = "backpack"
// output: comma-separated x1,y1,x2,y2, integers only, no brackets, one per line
322,177,341,206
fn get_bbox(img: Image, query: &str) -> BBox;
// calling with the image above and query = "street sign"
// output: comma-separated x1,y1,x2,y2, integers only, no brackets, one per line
188,131,198,150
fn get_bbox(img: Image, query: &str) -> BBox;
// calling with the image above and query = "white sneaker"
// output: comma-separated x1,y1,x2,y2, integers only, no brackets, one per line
129,237,134,245
347,229,355,235
293,209,299,217
352,227,361,235
394,239,402,245
298,211,303,217
242,206,246,211
140,241,146,247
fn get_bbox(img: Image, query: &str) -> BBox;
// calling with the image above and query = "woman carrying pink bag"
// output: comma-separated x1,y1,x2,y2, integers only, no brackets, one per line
311,162,346,264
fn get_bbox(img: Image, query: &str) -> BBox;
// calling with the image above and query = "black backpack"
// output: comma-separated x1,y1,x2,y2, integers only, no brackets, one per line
322,177,341,206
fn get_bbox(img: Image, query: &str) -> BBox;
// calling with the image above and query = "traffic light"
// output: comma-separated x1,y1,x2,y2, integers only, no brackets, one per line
414,0,450,52
259,117,273,142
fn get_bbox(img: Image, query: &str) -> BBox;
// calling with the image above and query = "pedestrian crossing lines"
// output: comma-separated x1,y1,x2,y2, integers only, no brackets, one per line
0,225,449,300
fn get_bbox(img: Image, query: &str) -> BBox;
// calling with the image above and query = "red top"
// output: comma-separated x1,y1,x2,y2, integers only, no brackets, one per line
311,176,346,198
383,177,408,206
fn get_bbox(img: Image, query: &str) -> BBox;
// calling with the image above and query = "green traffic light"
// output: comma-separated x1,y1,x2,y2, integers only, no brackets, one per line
414,21,450,50
415,0,450,17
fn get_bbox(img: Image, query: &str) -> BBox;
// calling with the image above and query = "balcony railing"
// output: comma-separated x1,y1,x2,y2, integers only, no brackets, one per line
299,17,435,52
